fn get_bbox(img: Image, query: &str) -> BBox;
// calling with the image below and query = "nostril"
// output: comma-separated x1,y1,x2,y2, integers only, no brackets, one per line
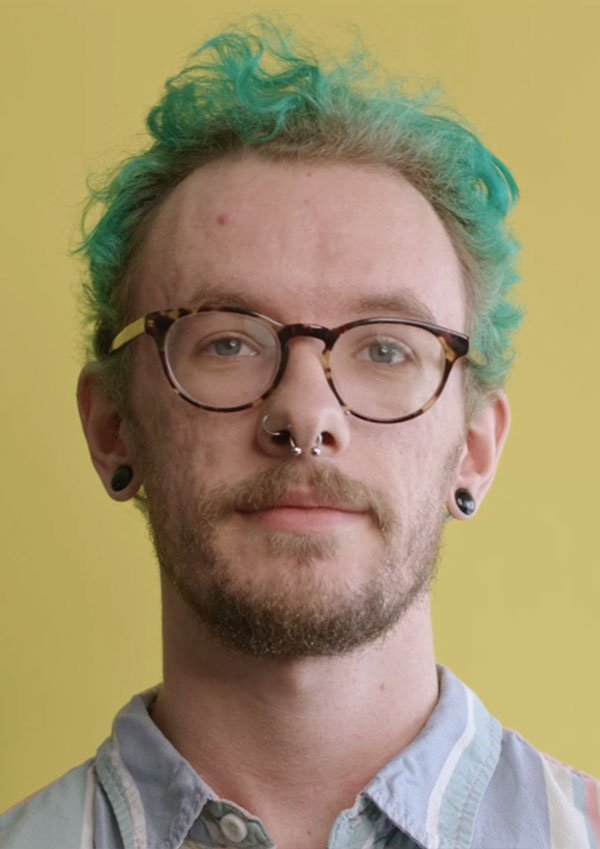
321,432,335,447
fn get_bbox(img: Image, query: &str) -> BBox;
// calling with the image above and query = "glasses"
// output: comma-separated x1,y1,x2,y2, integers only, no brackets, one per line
110,305,471,423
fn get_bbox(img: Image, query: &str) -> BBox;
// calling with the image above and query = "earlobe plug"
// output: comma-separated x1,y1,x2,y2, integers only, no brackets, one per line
111,465,134,492
455,488,476,516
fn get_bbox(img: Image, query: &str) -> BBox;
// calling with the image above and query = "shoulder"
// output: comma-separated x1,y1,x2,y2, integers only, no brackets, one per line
0,759,96,849
474,725,600,849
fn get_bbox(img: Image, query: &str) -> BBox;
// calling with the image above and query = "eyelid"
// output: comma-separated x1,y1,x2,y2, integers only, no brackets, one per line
201,335,259,353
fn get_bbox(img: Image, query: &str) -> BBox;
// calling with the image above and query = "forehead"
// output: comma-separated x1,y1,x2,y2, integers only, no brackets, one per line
134,155,466,330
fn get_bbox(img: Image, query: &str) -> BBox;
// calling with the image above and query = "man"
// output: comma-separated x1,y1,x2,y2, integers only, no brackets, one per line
1,19,598,849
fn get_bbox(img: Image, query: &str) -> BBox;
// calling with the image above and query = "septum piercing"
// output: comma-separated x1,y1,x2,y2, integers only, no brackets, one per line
288,433,302,456
310,434,323,456
261,415,322,457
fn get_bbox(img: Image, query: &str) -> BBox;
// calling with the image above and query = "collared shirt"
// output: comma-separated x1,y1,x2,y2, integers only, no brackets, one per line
1,666,599,849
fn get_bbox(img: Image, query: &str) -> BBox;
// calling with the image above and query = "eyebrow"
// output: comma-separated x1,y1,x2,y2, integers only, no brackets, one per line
347,292,437,325
187,282,257,311
185,281,437,325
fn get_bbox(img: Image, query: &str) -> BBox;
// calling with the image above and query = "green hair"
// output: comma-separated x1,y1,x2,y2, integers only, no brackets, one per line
78,19,522,403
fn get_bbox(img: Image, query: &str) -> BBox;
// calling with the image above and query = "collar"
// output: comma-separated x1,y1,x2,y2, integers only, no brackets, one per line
364,666,502,848
94,666,502,849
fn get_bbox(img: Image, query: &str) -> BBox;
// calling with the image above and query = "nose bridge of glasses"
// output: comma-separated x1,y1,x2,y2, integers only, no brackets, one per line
278,324,336,371
277,323,337,349
266,324,347,432
273,323,336,388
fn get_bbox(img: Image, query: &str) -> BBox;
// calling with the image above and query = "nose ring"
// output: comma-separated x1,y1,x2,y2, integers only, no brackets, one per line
261,415,322,457
288,433,303,456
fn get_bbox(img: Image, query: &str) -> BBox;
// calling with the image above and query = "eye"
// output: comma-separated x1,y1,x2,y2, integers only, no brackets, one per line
201,335,258,357
357,339,412,365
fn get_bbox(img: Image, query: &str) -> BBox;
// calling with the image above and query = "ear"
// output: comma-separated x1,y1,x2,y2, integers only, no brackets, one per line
448,391,511,520
77,367,139,501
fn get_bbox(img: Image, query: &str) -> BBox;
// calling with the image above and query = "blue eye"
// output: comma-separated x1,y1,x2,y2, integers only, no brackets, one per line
214,338,243,356
204,336,257,357
363,341,409,364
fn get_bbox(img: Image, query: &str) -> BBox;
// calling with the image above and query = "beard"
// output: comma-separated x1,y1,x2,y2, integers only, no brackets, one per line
138,438,457,659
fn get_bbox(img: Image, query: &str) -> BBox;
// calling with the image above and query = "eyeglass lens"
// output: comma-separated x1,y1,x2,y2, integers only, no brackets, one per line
164,312,446,419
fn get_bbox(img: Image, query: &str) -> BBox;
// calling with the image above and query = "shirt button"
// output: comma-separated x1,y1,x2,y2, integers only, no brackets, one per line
220,812,249,844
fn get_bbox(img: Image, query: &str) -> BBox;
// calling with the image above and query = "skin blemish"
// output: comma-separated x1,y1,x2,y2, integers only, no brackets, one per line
216,213,230,226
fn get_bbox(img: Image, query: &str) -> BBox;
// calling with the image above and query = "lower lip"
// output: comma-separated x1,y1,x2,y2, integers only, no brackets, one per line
238,507,366,532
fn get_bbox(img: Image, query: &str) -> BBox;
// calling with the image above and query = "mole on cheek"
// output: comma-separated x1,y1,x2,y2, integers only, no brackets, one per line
216,213,230,226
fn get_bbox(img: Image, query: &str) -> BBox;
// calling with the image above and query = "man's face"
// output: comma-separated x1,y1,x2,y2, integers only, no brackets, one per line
127,155,468,658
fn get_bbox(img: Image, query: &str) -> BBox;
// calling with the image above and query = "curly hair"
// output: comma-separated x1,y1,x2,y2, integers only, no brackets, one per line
77,18,522,407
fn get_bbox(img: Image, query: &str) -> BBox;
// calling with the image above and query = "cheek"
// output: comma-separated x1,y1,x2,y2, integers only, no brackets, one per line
146,410,218,469
359,408,464,492
133,392,256,484
128,345,221,469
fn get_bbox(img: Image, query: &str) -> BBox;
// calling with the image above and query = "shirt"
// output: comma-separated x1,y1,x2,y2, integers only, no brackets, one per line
1,666,599,849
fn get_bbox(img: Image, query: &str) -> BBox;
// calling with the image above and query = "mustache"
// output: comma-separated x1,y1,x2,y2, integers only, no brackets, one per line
199,462,397,533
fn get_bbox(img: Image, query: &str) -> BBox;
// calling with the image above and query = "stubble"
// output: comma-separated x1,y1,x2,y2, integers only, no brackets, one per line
140,455,456,659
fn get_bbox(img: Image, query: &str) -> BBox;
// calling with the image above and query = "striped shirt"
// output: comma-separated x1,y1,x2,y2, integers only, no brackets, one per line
1,666,598,848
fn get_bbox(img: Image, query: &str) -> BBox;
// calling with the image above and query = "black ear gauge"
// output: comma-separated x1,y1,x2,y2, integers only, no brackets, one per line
111,465,134,492
455,488,476,516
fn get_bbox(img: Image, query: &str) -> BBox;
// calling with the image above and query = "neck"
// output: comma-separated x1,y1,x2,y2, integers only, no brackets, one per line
152,582,438,834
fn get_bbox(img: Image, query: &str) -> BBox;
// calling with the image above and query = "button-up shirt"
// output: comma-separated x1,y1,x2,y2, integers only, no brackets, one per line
1,666,599,848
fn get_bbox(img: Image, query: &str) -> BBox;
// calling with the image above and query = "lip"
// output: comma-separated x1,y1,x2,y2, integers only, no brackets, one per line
236,490,367,532
236,489,366,513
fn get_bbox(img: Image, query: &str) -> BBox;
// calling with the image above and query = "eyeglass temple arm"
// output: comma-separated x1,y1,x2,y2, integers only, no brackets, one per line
466,345,486,367
110,317,147,353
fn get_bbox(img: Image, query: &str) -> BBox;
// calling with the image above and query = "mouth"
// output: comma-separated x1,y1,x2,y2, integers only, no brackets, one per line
236,490,368,533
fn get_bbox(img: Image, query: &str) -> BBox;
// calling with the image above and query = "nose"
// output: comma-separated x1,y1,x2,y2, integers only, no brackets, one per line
256,337,351,459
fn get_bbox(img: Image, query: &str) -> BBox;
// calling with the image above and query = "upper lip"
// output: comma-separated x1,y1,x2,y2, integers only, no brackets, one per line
236,490,366,513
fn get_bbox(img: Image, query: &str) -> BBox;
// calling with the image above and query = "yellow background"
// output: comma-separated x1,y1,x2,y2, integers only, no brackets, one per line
1,0,598,812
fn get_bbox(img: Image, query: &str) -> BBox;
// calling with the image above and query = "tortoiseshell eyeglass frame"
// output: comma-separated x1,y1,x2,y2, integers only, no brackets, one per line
110,305,475,424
